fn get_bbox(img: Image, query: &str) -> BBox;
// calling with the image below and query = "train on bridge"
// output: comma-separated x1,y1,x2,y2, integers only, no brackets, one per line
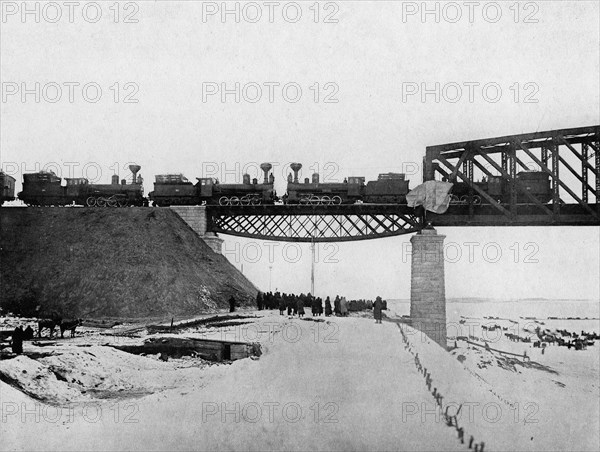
149,163,277,207
449,172,552,205
3,162,553,208
283,163,410,205
149,162,412,206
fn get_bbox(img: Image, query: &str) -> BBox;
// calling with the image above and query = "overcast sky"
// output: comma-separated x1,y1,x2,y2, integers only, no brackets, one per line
1,1,598,301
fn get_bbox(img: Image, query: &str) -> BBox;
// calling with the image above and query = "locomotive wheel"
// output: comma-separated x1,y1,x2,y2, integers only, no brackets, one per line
459,195,468,204
310,195,320,205
473,195,482,205
86,196,97,207
299,196,310,205
219,196,229,206
450,194,459,204
107,197,118,207
96,197,107,207
332,196,342,205
251,196,261,206
321,195,331,205
230,196,240,206
241,195,251,206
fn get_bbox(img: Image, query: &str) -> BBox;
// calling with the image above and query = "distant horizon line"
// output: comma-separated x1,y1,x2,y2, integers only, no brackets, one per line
388,297,600,303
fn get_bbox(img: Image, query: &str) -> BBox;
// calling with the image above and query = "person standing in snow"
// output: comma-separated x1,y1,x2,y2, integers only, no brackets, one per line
334,296,341,316
297,295,305,318
373,296,383,324
325,297,332,316
311,296,318,316
340,297,349,317
11,326,23,354
23,326,34,340
279,295,286,315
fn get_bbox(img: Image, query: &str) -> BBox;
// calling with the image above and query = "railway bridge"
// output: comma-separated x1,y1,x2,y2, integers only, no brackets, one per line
172,125,599,347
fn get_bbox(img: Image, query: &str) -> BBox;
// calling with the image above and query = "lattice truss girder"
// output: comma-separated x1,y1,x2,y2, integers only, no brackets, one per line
210,213,422,242
424,126,600,219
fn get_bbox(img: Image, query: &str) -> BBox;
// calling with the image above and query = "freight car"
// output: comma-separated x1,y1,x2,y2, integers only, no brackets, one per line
0,171,16,205
149,163,277,206
448,171,551,205
18,165,145,207
283,163,411,204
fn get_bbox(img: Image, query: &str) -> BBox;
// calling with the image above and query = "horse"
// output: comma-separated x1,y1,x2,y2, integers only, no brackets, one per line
59,319,84,338
38,318,60,338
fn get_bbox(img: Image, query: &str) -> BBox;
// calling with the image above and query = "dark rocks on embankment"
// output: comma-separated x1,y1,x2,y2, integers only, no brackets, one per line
0,207,258,318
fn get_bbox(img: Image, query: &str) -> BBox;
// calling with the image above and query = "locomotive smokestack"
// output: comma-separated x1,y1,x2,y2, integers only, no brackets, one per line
111,175,119,185
290,163,302,183
129,165,141,185
260,163,272,184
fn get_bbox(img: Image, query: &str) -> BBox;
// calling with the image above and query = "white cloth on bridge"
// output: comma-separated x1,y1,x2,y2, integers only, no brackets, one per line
406,180,454,214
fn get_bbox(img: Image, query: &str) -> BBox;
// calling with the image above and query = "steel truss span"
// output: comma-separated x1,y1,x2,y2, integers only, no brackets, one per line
207,205,422,242
424,125,600,225
204,125,598,241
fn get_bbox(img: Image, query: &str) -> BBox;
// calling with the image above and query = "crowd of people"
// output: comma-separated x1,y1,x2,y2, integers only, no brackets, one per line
255,291,387,320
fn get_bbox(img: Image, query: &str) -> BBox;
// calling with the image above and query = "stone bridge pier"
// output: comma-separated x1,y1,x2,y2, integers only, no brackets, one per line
170,206,223,254
409,227,447,348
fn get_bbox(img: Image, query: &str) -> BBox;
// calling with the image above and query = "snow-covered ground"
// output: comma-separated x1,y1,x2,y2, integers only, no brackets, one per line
1,305,599,451
389,299,600,451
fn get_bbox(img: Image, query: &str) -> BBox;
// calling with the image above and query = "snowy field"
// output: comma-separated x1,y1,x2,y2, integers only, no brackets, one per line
389,299,600,451
1,301,599,451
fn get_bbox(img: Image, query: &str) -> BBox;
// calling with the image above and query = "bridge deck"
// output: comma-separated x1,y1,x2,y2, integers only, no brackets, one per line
428,203,600,227
206,204,416,216
206,203,599,242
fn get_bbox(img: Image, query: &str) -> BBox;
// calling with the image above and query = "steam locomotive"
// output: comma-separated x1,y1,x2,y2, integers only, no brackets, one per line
448,171,551,205
284,163,411,204
148,163,277,206
6,161,554,209
0,171,16,205
17,165,145,207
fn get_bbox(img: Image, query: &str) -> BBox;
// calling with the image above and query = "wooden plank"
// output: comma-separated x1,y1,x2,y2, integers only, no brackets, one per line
112,336,260,362
230,344,251,360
